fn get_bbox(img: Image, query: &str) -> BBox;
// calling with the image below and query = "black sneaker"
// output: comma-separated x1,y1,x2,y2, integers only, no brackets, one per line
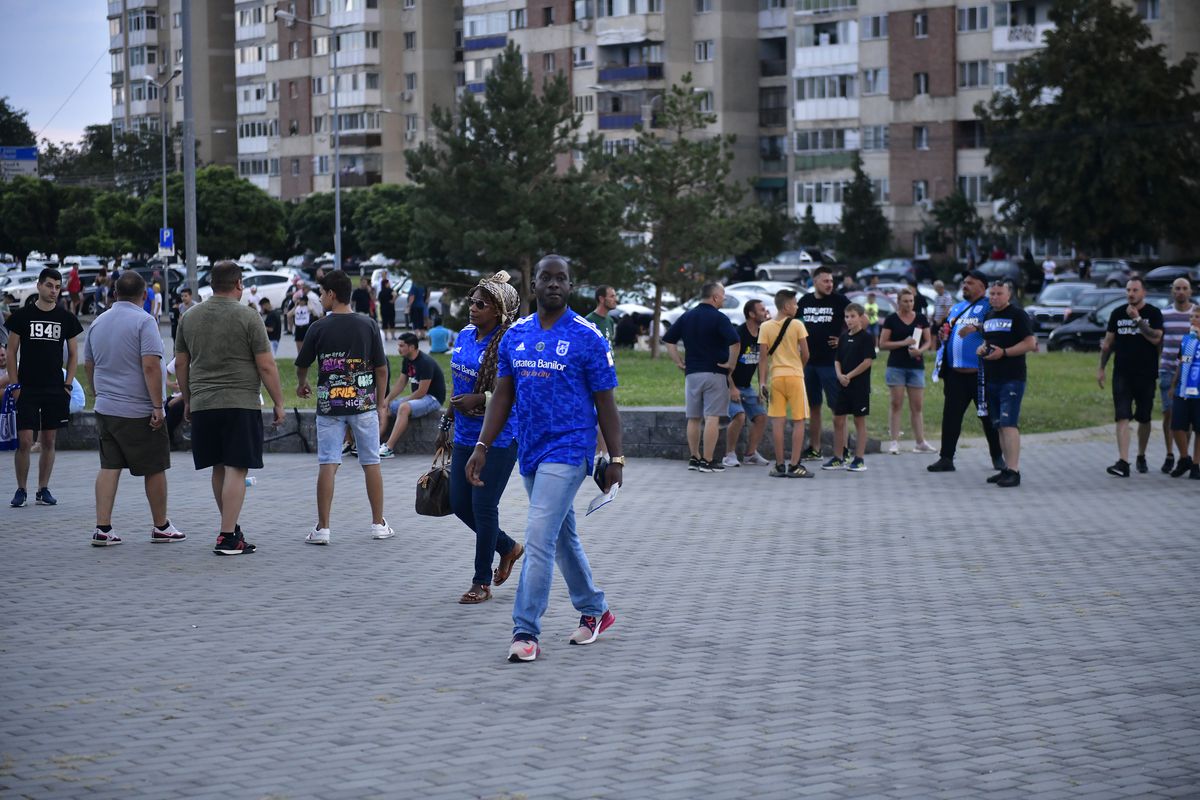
996,470,1021,488
707,459,725,473
1161,454,1176,474
213,530,257,556
991,455,1007,472
1170,456,1194,478
1135,455,1148,474
35,488,57,506
1106,459,1130,478
687,456,700,471
696,459,714,473
987,469,1009,484
927,457,956,473
800,448,822,462
787,463,814,479
769,463,788,478
1190,464,1200,480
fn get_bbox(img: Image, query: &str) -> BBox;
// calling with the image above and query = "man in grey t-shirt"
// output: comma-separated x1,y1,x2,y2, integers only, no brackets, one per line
83,271,185,547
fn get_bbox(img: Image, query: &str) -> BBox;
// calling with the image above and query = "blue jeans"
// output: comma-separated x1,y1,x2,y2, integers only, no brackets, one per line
512,460,607,641
450,442,519,586
985,379,1026,429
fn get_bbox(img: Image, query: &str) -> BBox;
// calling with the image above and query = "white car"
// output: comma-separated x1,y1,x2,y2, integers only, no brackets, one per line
661,288,769,329
726,280,804,298
198,270,295,308
753,248,837,282
0,271,44,307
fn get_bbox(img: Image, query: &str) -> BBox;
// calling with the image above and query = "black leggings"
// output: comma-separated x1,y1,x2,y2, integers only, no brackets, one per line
939,369,1002,460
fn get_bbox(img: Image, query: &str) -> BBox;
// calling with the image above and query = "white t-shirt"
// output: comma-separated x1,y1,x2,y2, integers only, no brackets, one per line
1042,259,1056,279
294,302,312,326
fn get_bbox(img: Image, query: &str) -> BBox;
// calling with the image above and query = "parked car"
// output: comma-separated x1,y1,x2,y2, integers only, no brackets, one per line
975,259,1027,291
725,280,805,298
1143,264,1200,292
857,258,917,284
1047,294,1171,352
871,281,939,306
0,271,43,308
198,269,294,308
1087,258,1138,287
662,288,769,329
1060,287,1126,326
754,248,838,283
1023,281,1093,333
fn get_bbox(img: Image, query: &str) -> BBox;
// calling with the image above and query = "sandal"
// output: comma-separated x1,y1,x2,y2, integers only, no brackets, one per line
458,584,492,604
494,542,525,586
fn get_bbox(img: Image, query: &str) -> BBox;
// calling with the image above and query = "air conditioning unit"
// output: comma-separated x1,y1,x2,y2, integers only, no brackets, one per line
404,130,416,142
401,90,414,102
577,18,591,31
918,199,932,211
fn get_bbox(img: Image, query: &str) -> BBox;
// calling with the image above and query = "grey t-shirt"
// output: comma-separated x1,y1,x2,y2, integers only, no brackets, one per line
175,295,271,411
83,301,164,417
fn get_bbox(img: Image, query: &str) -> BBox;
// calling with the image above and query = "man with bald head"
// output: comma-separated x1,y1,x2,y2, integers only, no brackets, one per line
1159,277,1195,473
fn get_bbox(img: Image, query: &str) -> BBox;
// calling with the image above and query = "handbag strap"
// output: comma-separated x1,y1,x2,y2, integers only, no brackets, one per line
768,317,794,356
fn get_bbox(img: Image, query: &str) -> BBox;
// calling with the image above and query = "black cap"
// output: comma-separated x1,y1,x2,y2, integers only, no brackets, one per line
966,269,988,283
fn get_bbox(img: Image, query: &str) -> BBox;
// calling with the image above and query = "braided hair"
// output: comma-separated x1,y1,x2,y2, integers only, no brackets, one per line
472,271,520,394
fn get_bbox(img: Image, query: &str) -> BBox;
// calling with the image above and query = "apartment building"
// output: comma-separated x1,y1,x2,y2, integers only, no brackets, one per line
107,0,236,168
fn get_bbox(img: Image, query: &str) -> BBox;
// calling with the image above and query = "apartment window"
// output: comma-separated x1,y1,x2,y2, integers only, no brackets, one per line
465,11,507,35
288,118,299,136
313,36,330,56
796,0,856,12
127,10,158,32
993,62,1012,88
237,119,278,138
405,72,417,91
238,158,271,177
508,9,526,29
311,0,328,15
694,40,714,62
267,82,279,101
871,178,890,203
289,41,302,59
913,12,928,38
796,181,850,204
111,50,124,72
172,12,181,28
696,90,714,113
1137,0,1159,20
316,155,330,174
602,138,637,156
574,95,594,114
958,60,990,88
694,0,711,12
912,180,928,203
862,68,887,95
312,76,326,94
292,159,301,177
957,5,989,32
542,52,556,71
860,14,887,40
405,114,419,132
543,6,555,25
404,31,416,49
913,126,929,150
334,111,380,131
913,72,929,95
266,43,278,61
647,0,663,11
759,0,785,8
175,48,183,64
269,158,280,177
796,74,857,100
404,0,415,8
794,128,848,152
335,31,379,51
174,85,182,100
236,7,264,28
109,16,123,37
289,80,298,99
573,46,591,66
860,125,888,150
365,72,380,89
313,114,325,132
958,175,990,203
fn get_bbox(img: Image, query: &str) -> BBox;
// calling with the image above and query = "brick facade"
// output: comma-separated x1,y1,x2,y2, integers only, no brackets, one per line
887,5,956,101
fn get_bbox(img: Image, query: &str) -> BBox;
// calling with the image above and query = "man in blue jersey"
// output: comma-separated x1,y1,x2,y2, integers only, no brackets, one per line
467,255,623,663
927,270,1004,473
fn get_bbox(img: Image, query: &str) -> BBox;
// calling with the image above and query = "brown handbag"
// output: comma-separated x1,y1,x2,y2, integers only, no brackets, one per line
415,447,452,517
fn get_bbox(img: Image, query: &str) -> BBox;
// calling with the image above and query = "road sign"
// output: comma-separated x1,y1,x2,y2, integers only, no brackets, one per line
0,146,37,181
159,227,175,258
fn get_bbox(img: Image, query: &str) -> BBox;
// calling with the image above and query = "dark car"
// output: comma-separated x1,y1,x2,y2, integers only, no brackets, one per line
1087,258,1139,287
857,258,916,284
1143,264,1200,292
976,259,1026,291
1060,287,1126,326
1047,294,1171,352
1024,281,1093,333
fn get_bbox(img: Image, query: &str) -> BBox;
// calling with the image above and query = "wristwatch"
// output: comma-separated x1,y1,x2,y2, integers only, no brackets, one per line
609,456,626,466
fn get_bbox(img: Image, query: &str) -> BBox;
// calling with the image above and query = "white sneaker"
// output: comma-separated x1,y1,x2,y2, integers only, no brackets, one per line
887,440,900,455
378,445,395,459
306,527,331,545
150,521,187,543
371,519,395,540
913,441,938,453
743,451,771,466
721,452,740,468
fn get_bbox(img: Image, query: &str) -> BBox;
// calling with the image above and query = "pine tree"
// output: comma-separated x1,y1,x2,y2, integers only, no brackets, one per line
799,204,821,247
836,152,889,261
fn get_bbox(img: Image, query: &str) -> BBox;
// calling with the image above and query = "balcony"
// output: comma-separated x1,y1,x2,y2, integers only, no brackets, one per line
758,107,787,127
334,89,382,109
599,113,644,130
127,99,152,117
758,8,787,30
339,171,382,188
337,132,382,148
760,59,787,78
125,0,157,8
331,49,380,68
794,151,855,171
111,70,125,87
238,136,269,154
237,96,267,115
330,8,380,28
794,97,857,122
126,62,157,82
794,42,858,71
126,27,153,48
792,202,843,225
236,60,266,77
759,157,787,174
247,174,269,190
110,32,123,50
993,22,1054,51
112,103,125,117
108,1,123,16
236,22,266,41
597,63,663,83
467,82,486,94
464,35,507,52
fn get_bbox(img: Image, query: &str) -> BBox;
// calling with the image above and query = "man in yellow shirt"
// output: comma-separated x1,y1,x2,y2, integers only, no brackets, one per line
757,289,813,478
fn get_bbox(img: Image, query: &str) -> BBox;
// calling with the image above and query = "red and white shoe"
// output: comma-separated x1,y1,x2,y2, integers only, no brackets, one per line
91,529,123,547
150,521,187,543
507,637,541,663
569,610,616,645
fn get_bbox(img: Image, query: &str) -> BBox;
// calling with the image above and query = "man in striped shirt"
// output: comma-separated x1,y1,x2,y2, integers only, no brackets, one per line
1159,277,1195,474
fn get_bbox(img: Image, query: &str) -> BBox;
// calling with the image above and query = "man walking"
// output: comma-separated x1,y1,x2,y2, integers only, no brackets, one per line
724,298,770,467
662,282,739,473
5,268,83,508
466,255,622,663
927,270,1005,473
378,332,446,458
83,271,185,546
586,285,618,345
1158,278,1195,473
1098,276,1164,477
797,266,850,460
175,261,285,555
296,270,394,544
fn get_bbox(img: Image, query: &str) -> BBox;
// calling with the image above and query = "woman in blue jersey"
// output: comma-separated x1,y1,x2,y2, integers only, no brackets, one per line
436,272,524,604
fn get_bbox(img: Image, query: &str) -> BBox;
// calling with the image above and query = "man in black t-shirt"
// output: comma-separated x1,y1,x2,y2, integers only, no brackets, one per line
259,298,282,355
1098,277,1164,477
723,298,771,467
796,266,850,460
977,281,1037,487
351,276,373,316
5,268,84,508
379,332,447,457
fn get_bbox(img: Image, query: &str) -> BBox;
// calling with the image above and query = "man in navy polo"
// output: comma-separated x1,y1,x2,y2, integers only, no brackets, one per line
467,255,624,663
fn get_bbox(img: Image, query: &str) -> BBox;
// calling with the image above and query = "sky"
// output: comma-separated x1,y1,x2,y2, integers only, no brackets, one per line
2,0,112,147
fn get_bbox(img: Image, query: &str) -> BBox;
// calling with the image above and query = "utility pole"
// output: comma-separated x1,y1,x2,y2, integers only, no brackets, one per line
181,0,198,295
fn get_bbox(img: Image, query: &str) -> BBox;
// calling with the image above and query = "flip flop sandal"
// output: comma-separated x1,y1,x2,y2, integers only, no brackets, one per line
494,542,525,586
458,584,492,604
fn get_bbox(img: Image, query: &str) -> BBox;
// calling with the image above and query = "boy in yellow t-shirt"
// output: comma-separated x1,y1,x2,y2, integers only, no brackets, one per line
757,289,813,478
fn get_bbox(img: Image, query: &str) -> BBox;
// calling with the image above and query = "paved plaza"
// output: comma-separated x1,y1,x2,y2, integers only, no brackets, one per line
1,436,1198,799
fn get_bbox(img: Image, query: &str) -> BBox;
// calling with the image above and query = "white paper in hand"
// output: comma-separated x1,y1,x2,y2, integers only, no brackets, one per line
586,482,620,516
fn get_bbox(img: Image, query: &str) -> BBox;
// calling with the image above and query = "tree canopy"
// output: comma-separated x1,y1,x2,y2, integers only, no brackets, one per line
836,151,890,262
0,96,35,146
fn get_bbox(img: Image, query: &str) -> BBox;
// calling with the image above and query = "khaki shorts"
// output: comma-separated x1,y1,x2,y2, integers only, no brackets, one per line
97,413,171,476
768,375,810,421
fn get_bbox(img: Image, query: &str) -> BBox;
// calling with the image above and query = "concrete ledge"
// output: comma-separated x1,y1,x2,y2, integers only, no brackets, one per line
58,408,880,460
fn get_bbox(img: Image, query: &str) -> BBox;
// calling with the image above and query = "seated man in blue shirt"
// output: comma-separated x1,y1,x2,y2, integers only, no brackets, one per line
427,318,455,354
467,255,624,663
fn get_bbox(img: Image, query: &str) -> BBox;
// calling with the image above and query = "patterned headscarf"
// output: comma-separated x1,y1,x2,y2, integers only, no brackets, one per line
474,270,521,325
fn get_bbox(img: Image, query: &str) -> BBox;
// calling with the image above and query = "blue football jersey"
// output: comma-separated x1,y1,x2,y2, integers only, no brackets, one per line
946,298,991,370
451,324,516,448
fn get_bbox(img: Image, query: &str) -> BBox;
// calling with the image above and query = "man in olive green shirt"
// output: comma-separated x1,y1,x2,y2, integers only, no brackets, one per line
175,261,285,556
586,285,617,344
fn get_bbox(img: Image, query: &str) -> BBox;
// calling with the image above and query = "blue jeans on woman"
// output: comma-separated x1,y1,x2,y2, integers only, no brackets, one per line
450,442,519,586
512,460,608,641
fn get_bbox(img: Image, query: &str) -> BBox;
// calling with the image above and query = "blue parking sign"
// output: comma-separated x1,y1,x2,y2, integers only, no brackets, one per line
159,227,174,256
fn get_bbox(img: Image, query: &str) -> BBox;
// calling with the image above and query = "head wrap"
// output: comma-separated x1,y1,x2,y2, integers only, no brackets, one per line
474,270,521,324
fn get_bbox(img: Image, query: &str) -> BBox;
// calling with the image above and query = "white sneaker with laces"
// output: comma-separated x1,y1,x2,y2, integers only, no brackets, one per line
913,441,937,453
378,445,395,459
743,451,771,466
721,452,740,468
150,521,187,543
306,527,331,545
371,519,396,540
887,440,900,455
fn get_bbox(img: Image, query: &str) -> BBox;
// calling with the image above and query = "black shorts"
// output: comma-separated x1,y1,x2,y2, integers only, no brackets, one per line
1171,396,1200,433
1113,371,1155,423
16,389,71,432
190,408,264,470
410,306,425,329
294,323,310,343
833,382,870,418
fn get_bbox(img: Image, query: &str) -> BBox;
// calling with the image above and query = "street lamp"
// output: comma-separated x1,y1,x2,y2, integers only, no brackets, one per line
156,68,182,305
277,10,344,271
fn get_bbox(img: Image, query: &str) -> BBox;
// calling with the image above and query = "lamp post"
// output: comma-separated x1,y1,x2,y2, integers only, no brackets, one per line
156,68,182,307
277,10,343,271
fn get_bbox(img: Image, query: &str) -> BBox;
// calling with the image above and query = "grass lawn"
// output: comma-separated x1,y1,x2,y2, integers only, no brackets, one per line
74,349,1114,437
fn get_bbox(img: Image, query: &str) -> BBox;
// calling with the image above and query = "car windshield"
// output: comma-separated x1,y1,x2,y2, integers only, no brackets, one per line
1037,283,1089,304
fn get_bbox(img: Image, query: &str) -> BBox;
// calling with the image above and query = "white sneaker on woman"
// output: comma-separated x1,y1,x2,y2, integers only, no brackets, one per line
887,440,900,455
913,441,937,453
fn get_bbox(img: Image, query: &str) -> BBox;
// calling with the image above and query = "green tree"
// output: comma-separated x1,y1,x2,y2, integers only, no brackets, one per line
405,42,627,308
799,203,821,247
605,74,759,354
921,190,982,257
352,184,412,259
0,176,62,263
836,151,890,262
977,0,1200,254
286,190,361,259
0,96,35,146
746,203,800,261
